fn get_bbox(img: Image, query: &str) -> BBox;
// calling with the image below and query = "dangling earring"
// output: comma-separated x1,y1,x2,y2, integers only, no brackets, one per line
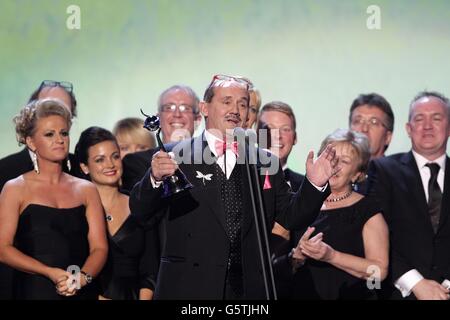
31,151,39,174
66,158,71,172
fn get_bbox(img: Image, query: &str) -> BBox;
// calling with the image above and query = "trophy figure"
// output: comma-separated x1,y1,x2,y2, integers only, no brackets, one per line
140,109,193,198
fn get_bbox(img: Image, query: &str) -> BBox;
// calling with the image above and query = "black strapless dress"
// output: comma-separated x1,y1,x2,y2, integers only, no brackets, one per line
13,204,96,300
99,215,156,300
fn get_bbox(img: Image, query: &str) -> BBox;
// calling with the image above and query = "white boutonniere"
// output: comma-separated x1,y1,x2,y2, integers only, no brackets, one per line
196,171,213,186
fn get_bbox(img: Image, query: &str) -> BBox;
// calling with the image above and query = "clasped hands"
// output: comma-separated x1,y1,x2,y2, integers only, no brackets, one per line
292,226,335,266
48,267,81,297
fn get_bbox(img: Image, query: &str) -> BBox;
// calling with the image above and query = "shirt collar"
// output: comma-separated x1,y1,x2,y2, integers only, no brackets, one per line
204,129,223,158
412,150,446,172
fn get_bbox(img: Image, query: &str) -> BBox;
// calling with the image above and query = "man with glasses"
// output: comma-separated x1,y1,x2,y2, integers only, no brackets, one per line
129,74,338,299
349,93,394,160
29,80,77,116
121,85,202,192
0,80,79,299
348,93,395,195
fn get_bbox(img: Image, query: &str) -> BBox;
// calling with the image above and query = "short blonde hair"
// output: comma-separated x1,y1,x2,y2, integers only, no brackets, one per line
113,117,156,149
13,98,72,145
249,89,262,113
319,129,370,182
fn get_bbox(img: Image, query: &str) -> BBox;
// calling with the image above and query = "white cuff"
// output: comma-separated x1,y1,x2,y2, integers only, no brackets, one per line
307,177,328,192
150,174,163,189
394,269,424,298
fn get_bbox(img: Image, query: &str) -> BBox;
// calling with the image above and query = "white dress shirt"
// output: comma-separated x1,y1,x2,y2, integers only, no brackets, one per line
204,129,237,179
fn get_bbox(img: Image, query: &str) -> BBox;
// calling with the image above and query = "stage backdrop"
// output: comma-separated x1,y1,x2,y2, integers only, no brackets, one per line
1,0,449,173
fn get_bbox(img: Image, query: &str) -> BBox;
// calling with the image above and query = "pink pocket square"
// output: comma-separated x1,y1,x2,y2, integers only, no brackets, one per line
263,170,272,190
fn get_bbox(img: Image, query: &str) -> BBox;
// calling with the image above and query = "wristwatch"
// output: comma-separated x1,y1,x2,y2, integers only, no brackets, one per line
80,271,93,284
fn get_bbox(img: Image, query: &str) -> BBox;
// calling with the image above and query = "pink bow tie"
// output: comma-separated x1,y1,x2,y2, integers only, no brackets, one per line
215,140,238,157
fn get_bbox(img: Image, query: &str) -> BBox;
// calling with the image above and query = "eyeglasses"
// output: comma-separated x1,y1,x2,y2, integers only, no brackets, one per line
39,80,73,93
208,74,254,91
160,104,194,113
351,117,387,129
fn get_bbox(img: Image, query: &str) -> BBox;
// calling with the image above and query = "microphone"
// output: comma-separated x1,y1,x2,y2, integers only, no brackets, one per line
256,121,271,150
233,126,246,137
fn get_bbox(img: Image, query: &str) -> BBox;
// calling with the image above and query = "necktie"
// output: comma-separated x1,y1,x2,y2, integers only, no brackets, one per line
215,140,238,157
426,163,442,233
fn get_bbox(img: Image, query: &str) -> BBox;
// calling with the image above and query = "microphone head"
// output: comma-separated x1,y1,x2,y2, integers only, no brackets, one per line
244,128,257,139
233,127,245,136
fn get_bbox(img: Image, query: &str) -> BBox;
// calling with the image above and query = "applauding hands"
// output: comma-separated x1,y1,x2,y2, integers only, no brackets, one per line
293,226,335,264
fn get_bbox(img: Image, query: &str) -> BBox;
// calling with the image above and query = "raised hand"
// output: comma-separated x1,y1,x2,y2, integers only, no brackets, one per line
151,151,178,182
305,144,340,187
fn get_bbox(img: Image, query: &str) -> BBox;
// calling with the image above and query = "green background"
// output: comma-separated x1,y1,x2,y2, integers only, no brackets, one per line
1,0,449,173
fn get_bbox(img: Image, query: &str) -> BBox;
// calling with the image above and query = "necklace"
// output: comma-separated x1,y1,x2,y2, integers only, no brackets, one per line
325,190,353,202
104,192,119,223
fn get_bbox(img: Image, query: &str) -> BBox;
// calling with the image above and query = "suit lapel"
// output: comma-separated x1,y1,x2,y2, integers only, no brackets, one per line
179,134,228,236
401,152,434,233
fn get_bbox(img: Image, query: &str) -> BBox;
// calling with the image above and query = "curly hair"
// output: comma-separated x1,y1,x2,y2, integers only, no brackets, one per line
13,99,72,146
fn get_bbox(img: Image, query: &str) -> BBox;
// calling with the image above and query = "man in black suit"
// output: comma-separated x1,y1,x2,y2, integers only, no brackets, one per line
129,75,339,299
349,93,395,195
0,80,79,299
369,91,450,300
121,85,201,192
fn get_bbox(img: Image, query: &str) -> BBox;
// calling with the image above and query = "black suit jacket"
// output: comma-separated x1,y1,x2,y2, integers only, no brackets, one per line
271,168,305,299
368,151,450,299
129,135,328,299
283,168,304,193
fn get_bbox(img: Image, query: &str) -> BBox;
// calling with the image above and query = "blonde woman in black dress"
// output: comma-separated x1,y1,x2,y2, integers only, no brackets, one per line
0,99,108,299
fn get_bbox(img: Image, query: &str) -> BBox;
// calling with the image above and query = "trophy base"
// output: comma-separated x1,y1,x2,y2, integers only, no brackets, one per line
161,171,193,198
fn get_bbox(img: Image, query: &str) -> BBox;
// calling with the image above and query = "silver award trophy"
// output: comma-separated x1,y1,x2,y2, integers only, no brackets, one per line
140,109,193,198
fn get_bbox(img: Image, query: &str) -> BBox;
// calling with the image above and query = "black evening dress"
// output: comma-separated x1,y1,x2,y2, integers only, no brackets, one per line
13,204,97,300
99,214,156,299
292,197,381,300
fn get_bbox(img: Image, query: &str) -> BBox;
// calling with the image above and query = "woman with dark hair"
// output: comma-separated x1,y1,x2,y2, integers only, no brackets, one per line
75,126,156,300
0,99,108,300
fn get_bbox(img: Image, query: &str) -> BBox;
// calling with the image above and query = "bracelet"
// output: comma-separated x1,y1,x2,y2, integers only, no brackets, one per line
80,270,93,284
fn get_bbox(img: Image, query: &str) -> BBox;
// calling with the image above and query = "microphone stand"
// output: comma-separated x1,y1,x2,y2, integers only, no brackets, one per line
238,128,277,300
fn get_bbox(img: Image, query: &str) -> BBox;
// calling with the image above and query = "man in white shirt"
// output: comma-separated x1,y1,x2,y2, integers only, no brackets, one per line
369,91,450,300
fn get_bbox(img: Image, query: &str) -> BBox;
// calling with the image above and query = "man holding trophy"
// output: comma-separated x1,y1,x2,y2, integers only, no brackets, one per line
130,74,340,299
